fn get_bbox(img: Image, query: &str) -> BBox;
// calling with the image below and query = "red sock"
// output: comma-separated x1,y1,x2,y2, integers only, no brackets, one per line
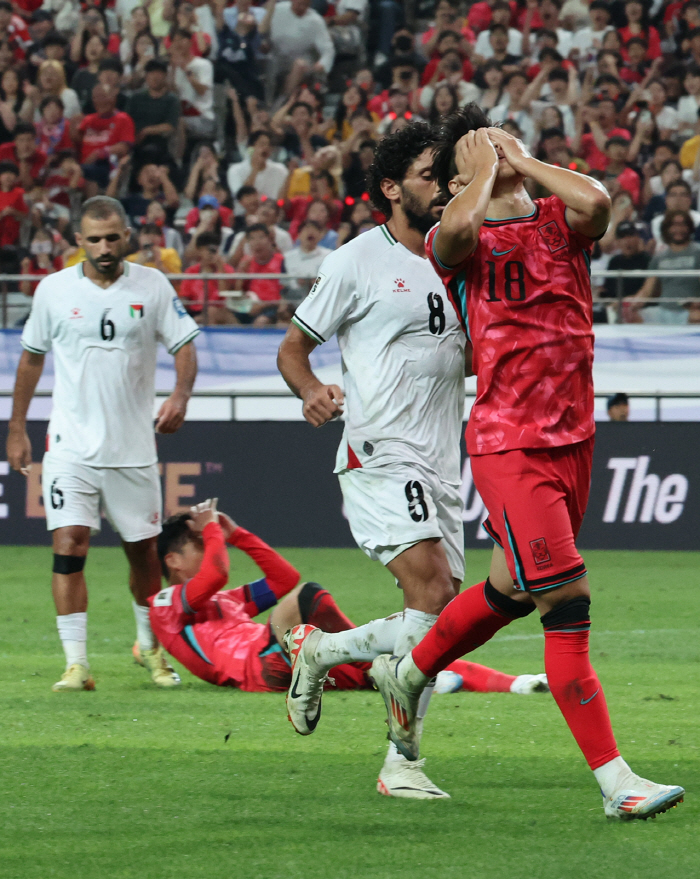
544,629,620,770
445,659,515,693
305,589,356,633
412,582,514,678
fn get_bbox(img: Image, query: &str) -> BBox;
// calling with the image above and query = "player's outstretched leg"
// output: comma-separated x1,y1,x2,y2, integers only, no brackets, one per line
539,591,684,820
434,660,549,695
284,625,328,734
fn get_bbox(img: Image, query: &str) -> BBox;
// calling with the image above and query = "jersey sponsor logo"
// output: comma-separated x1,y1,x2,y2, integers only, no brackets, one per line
172,295,188,318
393,278,409,293
130,303,145,319
69,307,83,319
529,537,551,566
538,221,567,252
150,511,160,524
491,246,516,257
306,274,325,302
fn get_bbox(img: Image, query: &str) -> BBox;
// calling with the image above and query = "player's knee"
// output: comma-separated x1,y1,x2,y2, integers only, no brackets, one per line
484,578,536,618
423,573,458,615
539,595,591,632
52,554,86,575
52,528,89,557
297,581,325,623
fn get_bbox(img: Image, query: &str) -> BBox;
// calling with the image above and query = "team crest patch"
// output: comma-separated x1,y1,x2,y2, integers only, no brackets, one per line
538,221,567,252
172,295,187,318
130,303,144,318
530,538,551,565
393,278,409,293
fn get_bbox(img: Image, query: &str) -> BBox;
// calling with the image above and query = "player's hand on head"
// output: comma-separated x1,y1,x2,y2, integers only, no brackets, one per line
487,127,532,175
188,498,219,532
454,128,499,186
217,511,238,539
301,383,344,427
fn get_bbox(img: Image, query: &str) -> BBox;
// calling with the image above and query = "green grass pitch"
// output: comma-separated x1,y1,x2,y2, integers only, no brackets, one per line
0,545,698,879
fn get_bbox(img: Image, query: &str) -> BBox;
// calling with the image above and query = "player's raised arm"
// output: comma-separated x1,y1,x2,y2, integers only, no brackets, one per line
277,324,344,428
7,350,45,474
432,129,499,268
487,127,611,239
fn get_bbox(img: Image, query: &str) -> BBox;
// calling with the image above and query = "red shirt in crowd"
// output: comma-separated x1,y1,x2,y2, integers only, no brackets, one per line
421,56,475,86
0,186,27,246
579,127,631,172
21,255,64,295
243,250,285,301
286,196,343,239
185,205,233,234
179,262,234,312
78,111,135,164
619,26,662,61
0,142,47,179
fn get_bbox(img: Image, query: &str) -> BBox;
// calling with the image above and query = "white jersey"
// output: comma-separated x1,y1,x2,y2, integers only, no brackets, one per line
21,261,199,468
292,224,466,483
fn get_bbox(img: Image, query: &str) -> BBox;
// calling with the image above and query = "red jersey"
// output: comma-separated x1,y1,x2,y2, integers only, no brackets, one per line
244,251,284,301
426,195,595,456
148,522,300,689
0,186,27,246
78,112,135,164
179,262,234,311
579,127,630,172
0,142,47,179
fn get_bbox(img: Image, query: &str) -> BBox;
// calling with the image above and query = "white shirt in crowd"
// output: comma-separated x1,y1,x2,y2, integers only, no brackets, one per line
291,224,466,480
283,243,331,302
651,208,700,244
21,262,199,468
227,225,294,258
676,94,700,138
174,56,214,121
570,25,614,60
474,28,523,59
270,0,335,73
227,158,289,203
489,100,536,148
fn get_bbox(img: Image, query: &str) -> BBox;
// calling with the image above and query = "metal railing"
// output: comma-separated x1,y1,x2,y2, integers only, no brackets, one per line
2,268,700,327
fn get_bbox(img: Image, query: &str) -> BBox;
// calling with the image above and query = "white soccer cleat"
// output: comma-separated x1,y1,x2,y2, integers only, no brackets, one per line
52,663,95,692
510,673,549,695
603,768,684,820
370,654,422,761
138,646,181,687
377,757,450,800
434,670,464,694
284,625,327,735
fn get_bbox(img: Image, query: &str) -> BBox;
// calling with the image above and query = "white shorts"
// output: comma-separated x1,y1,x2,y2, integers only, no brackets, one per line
42,454,162,543
338,461,465,582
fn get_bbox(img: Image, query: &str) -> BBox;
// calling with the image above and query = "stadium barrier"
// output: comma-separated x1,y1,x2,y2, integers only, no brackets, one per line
1,420,697,550
2,269,700,328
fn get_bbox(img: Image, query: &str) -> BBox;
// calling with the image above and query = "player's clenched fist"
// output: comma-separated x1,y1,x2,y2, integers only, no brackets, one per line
301,383,344,427
453,128,499,186
6,424,32,475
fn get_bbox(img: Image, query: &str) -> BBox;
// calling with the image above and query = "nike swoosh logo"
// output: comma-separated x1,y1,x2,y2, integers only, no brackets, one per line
290,671,304,700
580,688,599,705
491,246,516,256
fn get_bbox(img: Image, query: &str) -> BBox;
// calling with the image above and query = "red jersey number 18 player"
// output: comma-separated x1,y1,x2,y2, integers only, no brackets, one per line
371,105,684,821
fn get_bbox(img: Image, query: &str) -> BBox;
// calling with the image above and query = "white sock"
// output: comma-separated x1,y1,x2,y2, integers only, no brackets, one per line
593,756,633,797
313,613,403,669
133,601,155,651
394,608,437,655
56,613,88,669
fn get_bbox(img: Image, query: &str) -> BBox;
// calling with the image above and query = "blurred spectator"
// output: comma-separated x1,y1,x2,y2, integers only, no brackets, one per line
71,34,109,112
113,159,179,227
0,122,46,189
170,28,215,155
0,160,27,247
70,6,119,68
144,199,184,256
630,210,700,324
183,142,223,202
179,230,237,324
570,0,613,63
0,66,20,143
35,97,74,159
234,222,285,319
603,222,650,301
302,198,338,248
126,58,181,160
20,225,63,298
22,59,82,123
602,137,641,204
573,98,630,173
77,84,135,197
126,221,182,274
123,32,160,93
227,131,288,202
231,184,260,233
607,393,630,422
228,197,293,265
490,71,536,148
286,168,342,238
473,2,523,59
269,0,335,97
619,1,661,61
119,5,154,67
214,4,268,104
272,99,328,162
185,192,233,237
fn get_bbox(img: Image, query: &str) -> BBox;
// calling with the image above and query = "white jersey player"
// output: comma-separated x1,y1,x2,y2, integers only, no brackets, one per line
7,197,199,692
278,123,472,799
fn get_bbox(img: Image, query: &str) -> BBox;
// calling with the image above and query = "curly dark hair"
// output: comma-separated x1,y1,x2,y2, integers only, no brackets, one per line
432,102,492,195
366,121,437,217
157,513,199,578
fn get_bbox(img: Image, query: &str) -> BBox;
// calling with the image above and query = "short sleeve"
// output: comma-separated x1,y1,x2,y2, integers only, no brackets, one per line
290,250,358,344
21,279,52,354
155,273,200,353
116,113,135,144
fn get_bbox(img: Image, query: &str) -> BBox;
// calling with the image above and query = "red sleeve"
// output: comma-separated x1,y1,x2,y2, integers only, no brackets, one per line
184,207,199,232
14,189,28,212
181,521,230,612
228,527,300,599
115,113,135,145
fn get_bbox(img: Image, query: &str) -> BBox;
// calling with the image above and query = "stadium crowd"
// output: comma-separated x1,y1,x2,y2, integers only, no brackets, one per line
2,0,700,326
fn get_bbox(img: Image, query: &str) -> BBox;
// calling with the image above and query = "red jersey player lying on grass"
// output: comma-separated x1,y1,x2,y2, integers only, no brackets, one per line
144,499,547,742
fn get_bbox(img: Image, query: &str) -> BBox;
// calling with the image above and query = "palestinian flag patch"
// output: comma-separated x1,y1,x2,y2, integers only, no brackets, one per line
130,303,144,318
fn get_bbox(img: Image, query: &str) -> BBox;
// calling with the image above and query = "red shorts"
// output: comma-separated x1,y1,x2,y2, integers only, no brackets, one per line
229,621,371,693
471,437,594,593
